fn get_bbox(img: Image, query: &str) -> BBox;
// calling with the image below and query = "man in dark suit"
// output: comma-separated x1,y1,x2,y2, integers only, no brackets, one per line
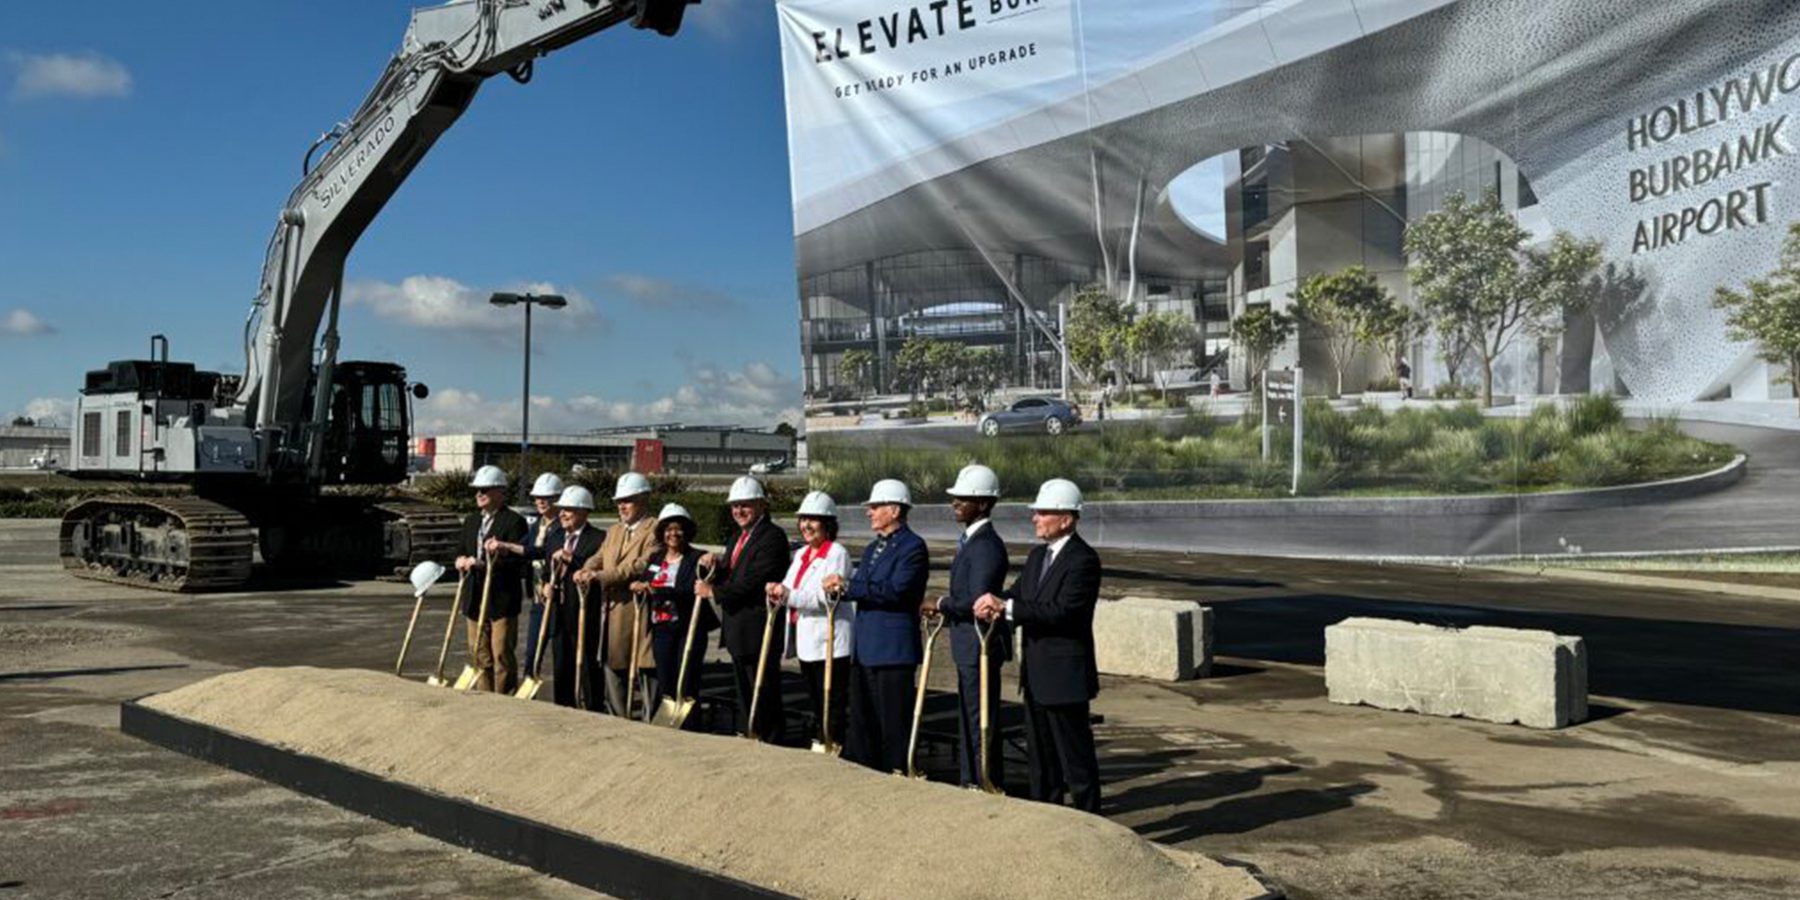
458,465,529,694
488,484,602,708
824,478,928,773
923,464,1011,790
702,476,791,741
976,478,1101,813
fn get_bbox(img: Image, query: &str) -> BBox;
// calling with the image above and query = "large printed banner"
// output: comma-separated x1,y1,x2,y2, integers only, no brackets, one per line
779,0,1800,561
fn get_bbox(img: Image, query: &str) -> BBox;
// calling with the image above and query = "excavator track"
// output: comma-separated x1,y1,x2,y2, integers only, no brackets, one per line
59,496,256,593
373,499,461,581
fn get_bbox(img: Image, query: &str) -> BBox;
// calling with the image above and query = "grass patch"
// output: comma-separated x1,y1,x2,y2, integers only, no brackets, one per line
810,396,1738,502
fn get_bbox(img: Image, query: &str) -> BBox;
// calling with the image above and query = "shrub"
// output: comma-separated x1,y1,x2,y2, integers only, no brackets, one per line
1566,393,1624,437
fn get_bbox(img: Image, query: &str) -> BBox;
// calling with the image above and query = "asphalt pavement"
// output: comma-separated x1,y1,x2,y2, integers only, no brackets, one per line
4,520,1800,898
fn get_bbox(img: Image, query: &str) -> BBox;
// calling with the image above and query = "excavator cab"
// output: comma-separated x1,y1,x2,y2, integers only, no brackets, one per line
317,362,418,485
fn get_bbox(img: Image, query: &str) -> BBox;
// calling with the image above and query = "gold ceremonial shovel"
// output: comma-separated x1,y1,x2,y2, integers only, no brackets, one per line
426,572,469,686
514,559,563,700
625,588,647,720
452,550,498,692
902,611,947,779
394,561,446,677
576,580,598,710
652,563,714,728
976,617,1004,795
810,586,845,756
745,586,781,741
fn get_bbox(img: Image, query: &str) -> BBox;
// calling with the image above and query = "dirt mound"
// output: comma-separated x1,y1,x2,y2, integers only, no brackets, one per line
143,667,1272,900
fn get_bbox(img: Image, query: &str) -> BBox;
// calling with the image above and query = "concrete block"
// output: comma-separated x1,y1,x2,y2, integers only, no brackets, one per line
1325,617,1587,729
1095,597,1213,681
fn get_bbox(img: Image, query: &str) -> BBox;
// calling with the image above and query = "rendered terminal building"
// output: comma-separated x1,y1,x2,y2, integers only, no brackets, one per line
791,0,1800,408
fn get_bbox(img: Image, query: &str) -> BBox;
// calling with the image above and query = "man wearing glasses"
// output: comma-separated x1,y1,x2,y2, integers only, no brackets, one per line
457,465,528,693
702,476,792,740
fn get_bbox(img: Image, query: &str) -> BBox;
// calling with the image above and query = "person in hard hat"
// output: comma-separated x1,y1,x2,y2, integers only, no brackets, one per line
699,475,791,742
767,490,853,749
921,464,1012,790
518,473,566,676
490,484,602,708
575,472,662,717
973,479,1102,813
822,478,928,773
630,503,717,728
458,465,528,693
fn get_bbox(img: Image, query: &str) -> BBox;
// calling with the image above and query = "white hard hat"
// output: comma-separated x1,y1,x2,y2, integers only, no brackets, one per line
530,473,565,498
657,503,695,527
949,464,1001,499
409,560,447,598
797,490,837,518
1030,478,1083,513
556,485,595,511
865,479,913,508
470,465,508,489
727,476,767,504
612,471,653,500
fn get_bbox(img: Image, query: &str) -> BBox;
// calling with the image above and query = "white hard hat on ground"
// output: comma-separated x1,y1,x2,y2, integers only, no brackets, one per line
727,476,767,504
797,491,838,518
865,479,913,508
556,486,595,511
470,465,508,489
657,503,694,526
1030,478,1083,513
530,473,565,498
613,471,653,500
409,560,447,598
949,464,1001,498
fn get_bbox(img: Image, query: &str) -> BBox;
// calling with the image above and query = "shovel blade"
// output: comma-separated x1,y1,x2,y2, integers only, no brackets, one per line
809,740,841,757
649,696,695,729
451,666,480,692
425,675,449,687
514,677,542,700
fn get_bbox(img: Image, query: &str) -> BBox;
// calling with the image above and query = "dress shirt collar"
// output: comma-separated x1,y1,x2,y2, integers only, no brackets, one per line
964,518,990,539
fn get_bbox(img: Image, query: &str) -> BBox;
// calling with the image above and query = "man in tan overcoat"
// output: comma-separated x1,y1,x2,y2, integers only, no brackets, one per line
575,471,660,718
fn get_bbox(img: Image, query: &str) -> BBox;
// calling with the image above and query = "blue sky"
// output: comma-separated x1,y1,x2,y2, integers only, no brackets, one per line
0,0,803,434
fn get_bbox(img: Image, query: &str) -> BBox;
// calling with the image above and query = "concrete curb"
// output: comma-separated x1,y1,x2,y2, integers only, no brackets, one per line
911,456,1745,531
1476,565,1800,604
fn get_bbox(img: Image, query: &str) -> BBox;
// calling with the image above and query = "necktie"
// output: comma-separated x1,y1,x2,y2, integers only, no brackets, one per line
564,532,576,554
731,528,751,568
1039,546,1055,580
478,514,493,544
957,533,967,551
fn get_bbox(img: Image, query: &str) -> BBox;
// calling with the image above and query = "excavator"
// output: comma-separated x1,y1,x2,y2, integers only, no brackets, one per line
58,0,698,592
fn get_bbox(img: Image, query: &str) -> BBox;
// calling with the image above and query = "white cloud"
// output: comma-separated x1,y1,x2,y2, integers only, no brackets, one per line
684,0,747,39
414,362,801,436
600,273,740,313
344,275,602,337
0,309,53,336
15,397,74,428
8,51,132,101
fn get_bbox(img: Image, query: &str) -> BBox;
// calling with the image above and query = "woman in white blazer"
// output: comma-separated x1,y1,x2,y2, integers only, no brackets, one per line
768,490,853,749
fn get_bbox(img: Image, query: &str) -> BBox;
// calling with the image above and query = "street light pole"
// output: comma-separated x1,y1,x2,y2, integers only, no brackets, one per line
489,292,568,493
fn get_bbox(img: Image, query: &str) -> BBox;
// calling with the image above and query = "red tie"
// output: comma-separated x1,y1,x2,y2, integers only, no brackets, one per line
731,528,751,568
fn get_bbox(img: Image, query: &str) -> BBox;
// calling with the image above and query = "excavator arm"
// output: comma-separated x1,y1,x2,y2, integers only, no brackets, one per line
235,0,696,477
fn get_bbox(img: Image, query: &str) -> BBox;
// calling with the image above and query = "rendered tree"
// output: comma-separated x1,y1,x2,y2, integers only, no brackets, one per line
1291,265,1393,397
1714,221,1800,415
893,336,938,401
1230,304,1296,393
837,349,876,398
1127,311,1198,401
1405,190,1601,407
1066,284,1132,395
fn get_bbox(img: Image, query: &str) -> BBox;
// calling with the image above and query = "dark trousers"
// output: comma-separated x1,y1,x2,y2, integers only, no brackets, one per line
648,623,706,728
552,600,600,711
954,660,1006,789
1022,682,1100,813
847,662,917,774
801,656,850,748
729,637,784,741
